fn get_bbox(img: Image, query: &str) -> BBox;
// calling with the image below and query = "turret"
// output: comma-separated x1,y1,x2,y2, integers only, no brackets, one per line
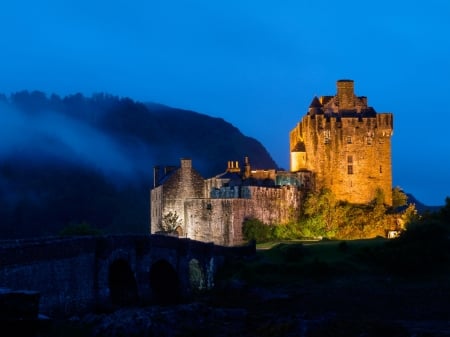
308,96,322,116
290,141,307,172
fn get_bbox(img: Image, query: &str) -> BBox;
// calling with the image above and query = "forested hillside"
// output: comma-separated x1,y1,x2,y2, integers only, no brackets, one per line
0,91,277,238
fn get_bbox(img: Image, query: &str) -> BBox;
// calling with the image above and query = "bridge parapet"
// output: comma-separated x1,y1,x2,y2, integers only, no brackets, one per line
0,235,255,318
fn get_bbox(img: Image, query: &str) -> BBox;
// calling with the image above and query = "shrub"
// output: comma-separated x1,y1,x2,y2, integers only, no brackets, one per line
362,219,450,275
242,218,273,243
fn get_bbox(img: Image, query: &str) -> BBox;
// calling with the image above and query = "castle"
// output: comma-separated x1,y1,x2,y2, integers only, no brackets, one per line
150,80,393,246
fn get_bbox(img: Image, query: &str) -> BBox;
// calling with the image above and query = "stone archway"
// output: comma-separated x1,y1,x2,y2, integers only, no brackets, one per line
174,226,184,237
149,259,180,305
189,259,205,292
108,258,139,306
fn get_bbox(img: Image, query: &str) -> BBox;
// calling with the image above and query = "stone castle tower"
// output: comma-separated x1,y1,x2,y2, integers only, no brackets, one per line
290,80,393,205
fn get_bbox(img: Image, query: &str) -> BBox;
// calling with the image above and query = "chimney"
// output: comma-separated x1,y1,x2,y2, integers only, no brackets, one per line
153,166,160,188
336,79,355,110
180,158,192,169
227,159,241,173
244,156,251,178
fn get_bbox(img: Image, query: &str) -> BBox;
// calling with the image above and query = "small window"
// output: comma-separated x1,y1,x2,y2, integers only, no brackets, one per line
324,130,331,144
348,165,353,174
347,136,352,144
367,137,373,145
347,155,353,164
379,165,382,173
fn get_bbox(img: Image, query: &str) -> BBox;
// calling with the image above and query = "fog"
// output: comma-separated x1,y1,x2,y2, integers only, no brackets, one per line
0,102,154,184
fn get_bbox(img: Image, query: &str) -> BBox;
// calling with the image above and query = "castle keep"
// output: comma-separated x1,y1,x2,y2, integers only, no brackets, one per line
150,80,394,245
290,80,393,205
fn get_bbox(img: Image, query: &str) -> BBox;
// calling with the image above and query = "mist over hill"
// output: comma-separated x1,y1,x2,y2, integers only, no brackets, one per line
0,90,277,238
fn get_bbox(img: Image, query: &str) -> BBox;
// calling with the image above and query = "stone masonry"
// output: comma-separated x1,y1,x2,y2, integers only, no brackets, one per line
151,158,307,246
290,79,393,205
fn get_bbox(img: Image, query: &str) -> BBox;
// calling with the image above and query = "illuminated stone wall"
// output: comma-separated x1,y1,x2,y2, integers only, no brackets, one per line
150,158,205,234
290,80,393,205
184,186,303,246
151,159,305,246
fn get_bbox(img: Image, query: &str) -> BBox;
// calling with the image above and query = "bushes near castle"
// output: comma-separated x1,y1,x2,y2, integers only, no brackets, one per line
242,187,418,243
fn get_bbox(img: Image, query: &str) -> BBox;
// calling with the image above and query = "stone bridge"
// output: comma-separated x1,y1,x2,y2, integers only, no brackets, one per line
0,234,255,318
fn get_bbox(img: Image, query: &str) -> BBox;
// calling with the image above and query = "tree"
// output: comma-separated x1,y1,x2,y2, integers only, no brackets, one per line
242,218,273,243
302,188,339,237
439,197,450,223
392,186,408,209
399,203,420,229
159,211,182,233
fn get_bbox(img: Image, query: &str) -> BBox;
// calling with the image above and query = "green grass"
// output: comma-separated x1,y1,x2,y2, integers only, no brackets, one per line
259,237,385,263
218,238,389,287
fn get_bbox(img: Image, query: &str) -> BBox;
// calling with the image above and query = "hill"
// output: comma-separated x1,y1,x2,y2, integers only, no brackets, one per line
0,91,277,238
406,193,443,213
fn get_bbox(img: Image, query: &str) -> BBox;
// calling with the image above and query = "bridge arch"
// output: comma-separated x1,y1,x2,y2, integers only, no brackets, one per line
189,258,205,291
108,258,139,306
0,235,255,317
149,259,180,305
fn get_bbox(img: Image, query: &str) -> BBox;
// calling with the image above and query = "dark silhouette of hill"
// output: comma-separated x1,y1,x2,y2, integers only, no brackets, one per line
0,90,277,238
406,193,443,213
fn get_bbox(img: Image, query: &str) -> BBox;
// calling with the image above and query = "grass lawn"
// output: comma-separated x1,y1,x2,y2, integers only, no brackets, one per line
258,237,387,262
217,237,395,287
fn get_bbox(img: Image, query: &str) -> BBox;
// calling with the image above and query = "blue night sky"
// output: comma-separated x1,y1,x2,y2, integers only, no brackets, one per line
1,0,449,206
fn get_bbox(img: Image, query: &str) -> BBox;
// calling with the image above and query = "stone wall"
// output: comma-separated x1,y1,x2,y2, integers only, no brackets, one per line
184,186,304,246
291,113,393,205
150,158,205,234
150,186,163,233
0,237,98,317
0,235,252,318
